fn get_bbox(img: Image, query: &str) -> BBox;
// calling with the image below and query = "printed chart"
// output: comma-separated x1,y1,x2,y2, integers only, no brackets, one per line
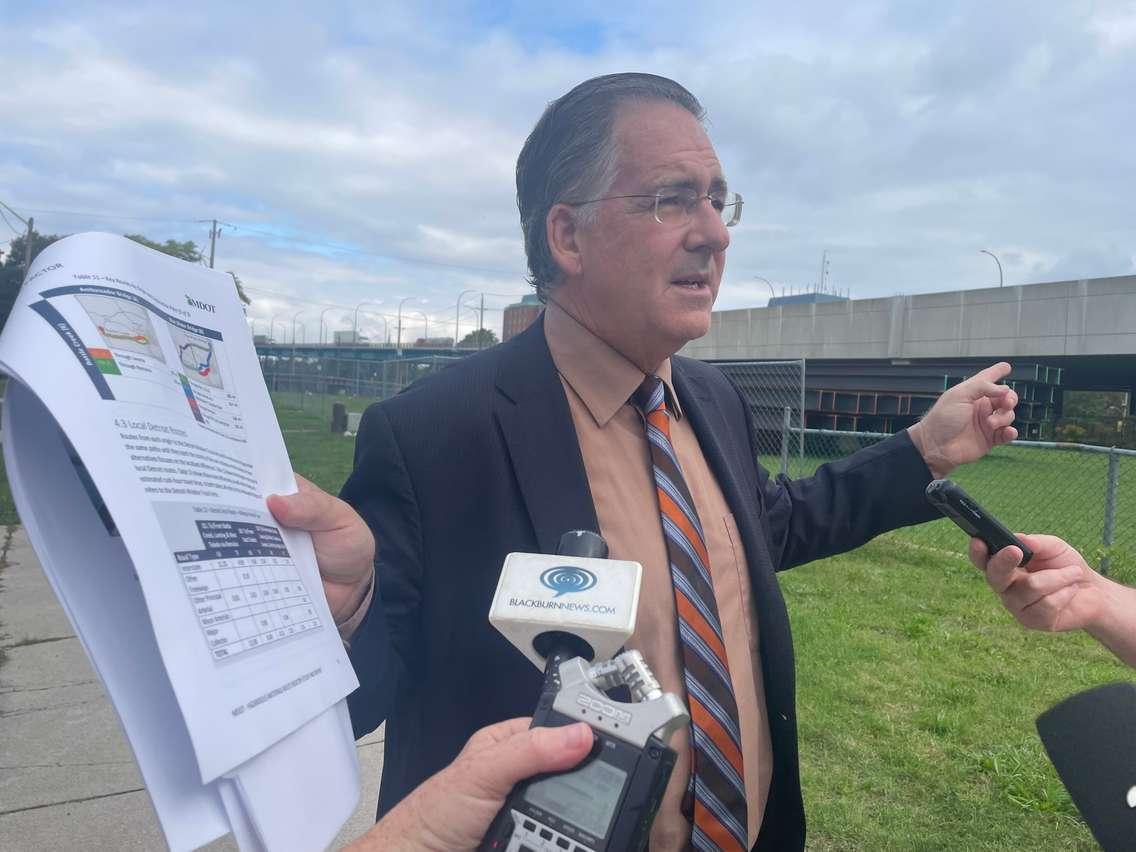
173,519,323,661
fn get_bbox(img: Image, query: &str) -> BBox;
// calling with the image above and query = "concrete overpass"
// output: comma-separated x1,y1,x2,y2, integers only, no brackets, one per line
683,274,1136,399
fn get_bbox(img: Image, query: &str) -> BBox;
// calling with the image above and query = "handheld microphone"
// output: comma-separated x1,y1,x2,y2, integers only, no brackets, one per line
488,530,641,675
481,532,688,852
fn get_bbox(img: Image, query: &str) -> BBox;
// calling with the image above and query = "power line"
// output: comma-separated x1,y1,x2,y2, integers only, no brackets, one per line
16,205,202,225
0,207,20,236
219,220,524,278
9,203,527,279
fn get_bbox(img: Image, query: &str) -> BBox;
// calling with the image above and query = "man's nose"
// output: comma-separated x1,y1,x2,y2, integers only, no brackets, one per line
685,198,730,254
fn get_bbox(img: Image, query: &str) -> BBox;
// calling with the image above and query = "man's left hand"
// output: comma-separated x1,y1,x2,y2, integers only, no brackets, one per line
907,361,1018,479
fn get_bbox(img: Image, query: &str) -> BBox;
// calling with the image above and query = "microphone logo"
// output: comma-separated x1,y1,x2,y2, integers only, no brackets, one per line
540,565,598,597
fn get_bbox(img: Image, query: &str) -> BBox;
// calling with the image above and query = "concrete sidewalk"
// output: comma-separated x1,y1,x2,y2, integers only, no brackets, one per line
0,525,385,851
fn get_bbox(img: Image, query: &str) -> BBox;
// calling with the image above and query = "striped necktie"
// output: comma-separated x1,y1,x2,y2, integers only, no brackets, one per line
633,375,748,852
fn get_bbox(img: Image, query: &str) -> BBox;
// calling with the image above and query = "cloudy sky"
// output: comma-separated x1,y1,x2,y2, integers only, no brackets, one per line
2,1,1134,342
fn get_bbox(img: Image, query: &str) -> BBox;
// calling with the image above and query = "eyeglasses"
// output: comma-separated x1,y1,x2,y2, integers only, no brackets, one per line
566,186,744,227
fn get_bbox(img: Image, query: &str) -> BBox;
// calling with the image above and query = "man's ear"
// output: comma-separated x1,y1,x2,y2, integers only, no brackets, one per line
546,203,584,279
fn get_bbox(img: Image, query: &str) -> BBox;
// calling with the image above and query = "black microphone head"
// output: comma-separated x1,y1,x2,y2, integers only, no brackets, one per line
557,530,608,559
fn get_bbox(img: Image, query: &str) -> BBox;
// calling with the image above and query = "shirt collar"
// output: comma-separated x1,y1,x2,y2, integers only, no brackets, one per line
543,299,683,427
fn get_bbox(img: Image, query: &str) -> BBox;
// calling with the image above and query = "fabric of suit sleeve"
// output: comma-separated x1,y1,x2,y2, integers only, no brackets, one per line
338,402,425,739
729,378,942,571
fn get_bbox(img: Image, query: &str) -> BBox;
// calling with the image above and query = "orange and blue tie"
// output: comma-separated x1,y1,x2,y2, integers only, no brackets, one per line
634,375,748,852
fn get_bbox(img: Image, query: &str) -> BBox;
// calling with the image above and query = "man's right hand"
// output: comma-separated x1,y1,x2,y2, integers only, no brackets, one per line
267,474,375,622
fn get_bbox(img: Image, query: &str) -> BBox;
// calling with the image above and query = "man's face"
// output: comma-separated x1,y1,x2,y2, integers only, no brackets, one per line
563,100,731,369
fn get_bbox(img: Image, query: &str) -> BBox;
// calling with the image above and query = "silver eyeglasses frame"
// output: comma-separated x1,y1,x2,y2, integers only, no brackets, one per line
565,187,743,228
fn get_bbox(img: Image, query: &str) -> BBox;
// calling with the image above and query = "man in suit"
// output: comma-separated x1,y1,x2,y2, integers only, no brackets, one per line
271,73,1019,850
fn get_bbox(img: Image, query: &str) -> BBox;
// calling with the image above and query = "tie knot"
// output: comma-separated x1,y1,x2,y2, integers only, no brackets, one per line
632,374,666,415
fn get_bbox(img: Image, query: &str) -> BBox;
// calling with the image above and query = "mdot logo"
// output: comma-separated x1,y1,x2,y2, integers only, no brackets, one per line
186,295,217,313
539,565,597,598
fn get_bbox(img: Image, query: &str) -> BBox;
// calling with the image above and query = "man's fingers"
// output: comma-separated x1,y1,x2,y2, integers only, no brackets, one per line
983,545,1025,593
457,717,533,758
457,723,594,799
968,537,990,570
992,425,1018,445
266,483,349,533
971,362,1012,386
1017,583,1079,627
1005,565,1083,613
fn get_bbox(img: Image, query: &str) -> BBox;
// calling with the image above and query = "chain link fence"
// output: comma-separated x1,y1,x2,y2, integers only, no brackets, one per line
261,352,462,423
255,352,1134,581
716,360,1136,582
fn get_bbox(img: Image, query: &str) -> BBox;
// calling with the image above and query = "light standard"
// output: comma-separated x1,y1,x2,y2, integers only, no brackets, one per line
318,306,339,345
397,296,426,356
455,289,478,349
412,309,429,344
754,275,776,305
979,249,1004,288
270,314,287,344
353,300,384,345
291,310,305,345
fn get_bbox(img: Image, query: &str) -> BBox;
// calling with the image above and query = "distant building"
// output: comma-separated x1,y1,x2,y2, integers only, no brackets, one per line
503,293,543,341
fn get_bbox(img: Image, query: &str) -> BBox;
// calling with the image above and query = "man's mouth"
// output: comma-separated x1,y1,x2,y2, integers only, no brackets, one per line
672,275,708,290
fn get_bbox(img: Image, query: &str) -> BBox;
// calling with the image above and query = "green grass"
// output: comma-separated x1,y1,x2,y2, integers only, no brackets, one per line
783,536,1127,849
273,398,359,495
0,452,17,526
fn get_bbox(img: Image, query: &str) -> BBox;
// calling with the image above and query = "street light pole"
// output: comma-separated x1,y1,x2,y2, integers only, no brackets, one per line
396,296,425,356
318,306,337,345
455,289,477,349
754,275,776,305
291,310,305,345
979,249,1004,288
353,300,384,345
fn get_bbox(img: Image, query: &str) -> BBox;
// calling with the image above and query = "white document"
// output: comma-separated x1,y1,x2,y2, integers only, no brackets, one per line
0,233,362,850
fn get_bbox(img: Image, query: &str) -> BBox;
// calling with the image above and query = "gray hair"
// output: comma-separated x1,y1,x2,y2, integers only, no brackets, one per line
515,73,706,301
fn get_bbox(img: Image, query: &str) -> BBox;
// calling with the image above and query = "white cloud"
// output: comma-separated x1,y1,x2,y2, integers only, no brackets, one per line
0,0,1132,335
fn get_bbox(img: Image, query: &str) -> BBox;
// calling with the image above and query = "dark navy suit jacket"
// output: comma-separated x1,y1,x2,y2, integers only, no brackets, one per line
340,317,938,850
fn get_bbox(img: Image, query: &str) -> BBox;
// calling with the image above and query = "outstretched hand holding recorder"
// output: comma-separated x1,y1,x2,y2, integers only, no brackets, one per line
925,479,1033,566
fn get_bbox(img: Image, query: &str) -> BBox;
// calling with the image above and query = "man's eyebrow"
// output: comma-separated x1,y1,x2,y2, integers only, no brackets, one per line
653,175,729,192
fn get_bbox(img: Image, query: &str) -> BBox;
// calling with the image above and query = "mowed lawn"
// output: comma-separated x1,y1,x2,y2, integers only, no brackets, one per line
1,398,1129,847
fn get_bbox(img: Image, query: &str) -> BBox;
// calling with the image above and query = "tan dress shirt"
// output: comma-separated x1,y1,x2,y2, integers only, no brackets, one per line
544,302,772,850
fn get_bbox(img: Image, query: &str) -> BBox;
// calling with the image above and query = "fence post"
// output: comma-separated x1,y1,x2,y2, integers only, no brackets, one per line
1100,447,1119,575
780,406,791,477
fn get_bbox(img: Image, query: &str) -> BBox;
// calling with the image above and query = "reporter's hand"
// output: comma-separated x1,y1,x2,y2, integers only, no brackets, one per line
267,474,374,622
345,718,594,852
908,362,1018,479
970,533,1105,632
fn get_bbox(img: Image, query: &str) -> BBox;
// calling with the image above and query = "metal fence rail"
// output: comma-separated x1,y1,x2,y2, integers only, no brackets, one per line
257,352,1134,581
771,427,1134,579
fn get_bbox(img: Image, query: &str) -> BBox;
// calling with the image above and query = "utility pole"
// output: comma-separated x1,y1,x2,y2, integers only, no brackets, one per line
208,219,219,268
1,200,34,281
479,293,485,349
23,216,34,275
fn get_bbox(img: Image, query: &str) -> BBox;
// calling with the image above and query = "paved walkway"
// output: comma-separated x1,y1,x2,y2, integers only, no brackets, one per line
0,526,385,850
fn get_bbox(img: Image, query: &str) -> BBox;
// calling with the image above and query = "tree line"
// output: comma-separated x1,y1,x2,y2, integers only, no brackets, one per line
0,230,249,330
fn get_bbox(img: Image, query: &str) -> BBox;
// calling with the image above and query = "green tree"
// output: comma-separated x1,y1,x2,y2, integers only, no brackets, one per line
124,235,249,306
458,327,499,348
124,233,204,264
228,271,252,306
1,230,65,329
1,230,251,331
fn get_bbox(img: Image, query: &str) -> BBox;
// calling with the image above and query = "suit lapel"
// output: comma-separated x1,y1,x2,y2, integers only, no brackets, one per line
494,318,599,555
672,359,757,536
